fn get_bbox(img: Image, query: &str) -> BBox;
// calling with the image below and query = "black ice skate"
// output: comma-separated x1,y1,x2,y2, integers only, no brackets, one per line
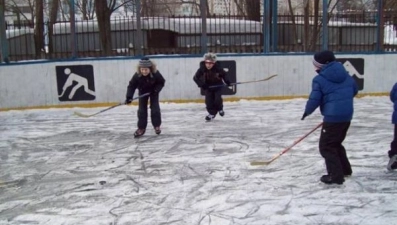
320,174,344,185
387,155,397,171
134,128,146,138
205,114,215,121
154,126,161,135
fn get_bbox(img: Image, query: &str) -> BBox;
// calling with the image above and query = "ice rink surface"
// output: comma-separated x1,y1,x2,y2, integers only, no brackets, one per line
0,96,396,225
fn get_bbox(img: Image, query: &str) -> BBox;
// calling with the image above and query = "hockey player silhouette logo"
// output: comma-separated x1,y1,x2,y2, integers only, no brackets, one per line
337,58,364,91
56,65,96,101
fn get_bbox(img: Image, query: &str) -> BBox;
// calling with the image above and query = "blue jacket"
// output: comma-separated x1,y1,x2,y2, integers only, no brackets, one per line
390,83,397,124
305,61,358,123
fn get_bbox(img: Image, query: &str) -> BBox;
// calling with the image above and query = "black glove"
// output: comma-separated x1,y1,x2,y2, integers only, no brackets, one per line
225,81,231,86
201,84,209,90
153,89,160,93
125,97,132,104
301,112,308,120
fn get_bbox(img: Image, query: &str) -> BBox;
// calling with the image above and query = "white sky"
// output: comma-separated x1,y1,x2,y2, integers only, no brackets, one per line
0,96,396,225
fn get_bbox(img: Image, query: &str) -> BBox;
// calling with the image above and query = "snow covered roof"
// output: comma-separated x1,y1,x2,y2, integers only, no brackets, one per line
5,28,34,38
52,17,262,34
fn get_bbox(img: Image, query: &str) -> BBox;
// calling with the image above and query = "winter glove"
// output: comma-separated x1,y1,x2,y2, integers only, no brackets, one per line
201,84,209,90
125,97,132,104
301,112,308,120
225,81,231,86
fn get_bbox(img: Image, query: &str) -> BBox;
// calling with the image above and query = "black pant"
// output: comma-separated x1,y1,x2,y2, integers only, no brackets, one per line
137,93,161,129
319,122,352,179
205,89,223,115
389,125,397,158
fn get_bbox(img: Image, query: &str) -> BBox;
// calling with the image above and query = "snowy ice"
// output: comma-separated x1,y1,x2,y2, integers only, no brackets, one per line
0,96,396,225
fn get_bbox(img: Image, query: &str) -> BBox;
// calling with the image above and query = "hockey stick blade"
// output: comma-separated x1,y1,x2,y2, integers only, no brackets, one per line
249,122,323,166
73,93,150,118
73,111,94,118
250,157,278,166
73,103,123,118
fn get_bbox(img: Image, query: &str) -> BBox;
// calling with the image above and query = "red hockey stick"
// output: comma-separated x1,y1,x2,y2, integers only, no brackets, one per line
250,122,323,166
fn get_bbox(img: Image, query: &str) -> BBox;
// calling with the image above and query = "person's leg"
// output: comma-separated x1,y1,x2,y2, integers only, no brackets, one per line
336,122,352,176
149,93,161,134
205,90,217,119
213,89,224,116
389,125,397,158
319,122,345,184
387,125,397,170
137,96,149,130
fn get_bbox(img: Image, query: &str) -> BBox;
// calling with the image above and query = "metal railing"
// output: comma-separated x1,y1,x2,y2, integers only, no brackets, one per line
2,12,395,62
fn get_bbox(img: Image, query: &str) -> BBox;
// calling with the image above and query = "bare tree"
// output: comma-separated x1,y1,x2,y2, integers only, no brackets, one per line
94,0,134,55
94,0,114,55
122,0,135,16
303,0,311,50
245,0,260,21
5,0,35,27
287,0,299,49
47,0,59,55
34,0,44,58
232,0,245,16
308,0,341,51
58,0,71,20
76,0,95,20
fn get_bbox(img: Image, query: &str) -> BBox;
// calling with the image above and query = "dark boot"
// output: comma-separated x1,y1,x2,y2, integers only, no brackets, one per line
154,126,161,135
387,155,397,171
134,128,146,138
205,114,215,121
320,174,344,185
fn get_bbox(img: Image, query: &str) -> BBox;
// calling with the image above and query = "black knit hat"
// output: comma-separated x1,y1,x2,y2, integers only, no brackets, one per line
139,57,152,68
313,50,336,68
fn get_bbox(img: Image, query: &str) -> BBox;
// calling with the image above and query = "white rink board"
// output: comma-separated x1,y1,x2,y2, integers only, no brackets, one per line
0,54,395,109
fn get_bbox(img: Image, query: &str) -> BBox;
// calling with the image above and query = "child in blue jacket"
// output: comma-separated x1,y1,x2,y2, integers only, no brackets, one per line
387,83,397,170
302,50,358,185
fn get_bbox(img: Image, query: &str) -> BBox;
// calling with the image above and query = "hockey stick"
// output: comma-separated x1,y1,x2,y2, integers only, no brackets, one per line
209,74,278,88
250,122,323,166
73,93,150,118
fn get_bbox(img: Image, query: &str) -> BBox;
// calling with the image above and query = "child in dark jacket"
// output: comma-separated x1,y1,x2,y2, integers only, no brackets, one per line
125,57,166,137
193,53,231,121
387,83,397,170
302,50,358,185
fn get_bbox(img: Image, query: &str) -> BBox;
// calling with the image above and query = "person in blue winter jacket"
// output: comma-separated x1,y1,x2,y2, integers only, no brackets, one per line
387,83,397,170
301,50,358,185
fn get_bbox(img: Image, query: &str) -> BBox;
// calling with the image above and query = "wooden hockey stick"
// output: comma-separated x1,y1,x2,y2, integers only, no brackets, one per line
250,122,323,166
209,74,278,88
73,93,150,118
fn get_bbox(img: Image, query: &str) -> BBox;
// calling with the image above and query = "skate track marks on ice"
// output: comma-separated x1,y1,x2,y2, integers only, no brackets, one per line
0,97,396,225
